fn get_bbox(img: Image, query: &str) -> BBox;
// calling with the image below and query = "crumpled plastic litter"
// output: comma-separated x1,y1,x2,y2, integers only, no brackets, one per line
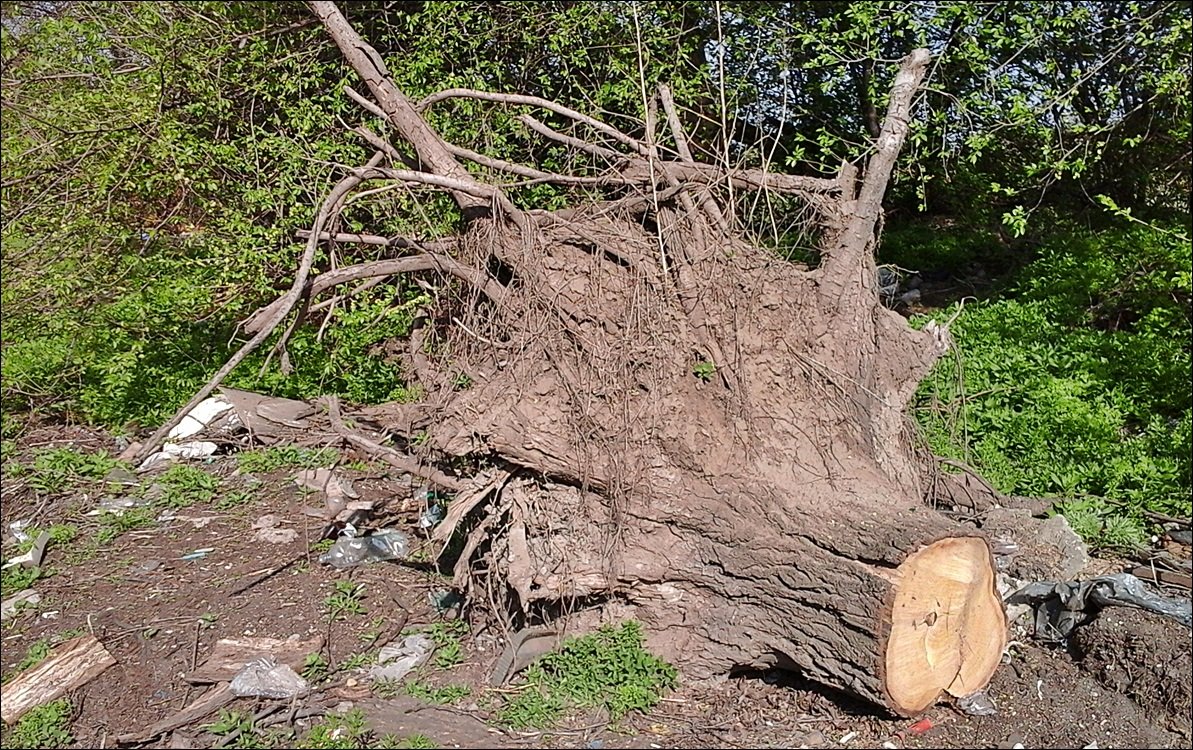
137,441,219,471
167,396,235,440
957,689,998,716
230,657,309,699
318,529,409,569
1007,571,1193,642
367,634,434,682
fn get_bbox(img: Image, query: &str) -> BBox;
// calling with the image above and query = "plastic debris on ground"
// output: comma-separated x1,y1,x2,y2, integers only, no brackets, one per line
318,529,409,569
137,441,219,472
907,718,933,735
295,468,362,519
1008,572,1193,641
367,634,435,682
7,520,32,544
1,590,41,621
180,548,215,561
167,396,235,441
1,530,50,570
957,689,998,716
230,657,309,699
429,589,463,614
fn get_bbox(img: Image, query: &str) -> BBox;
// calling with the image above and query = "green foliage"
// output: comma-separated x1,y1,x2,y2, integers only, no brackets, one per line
157,464,220,508
323,580,367,621
1,637,54,684
387,735,436,750
0,565,44,599
23,448,123,494
403,681,470,705
300,708,372,749
96,506,156,545
237,446,339,474
301,652,330,683
497,620,678,729
424,619,468,669
0,698,72,749
692,360,717,383
914,223,1191,547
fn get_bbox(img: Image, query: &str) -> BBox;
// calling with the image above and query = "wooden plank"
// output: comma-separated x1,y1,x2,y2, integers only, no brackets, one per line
1,634,116,725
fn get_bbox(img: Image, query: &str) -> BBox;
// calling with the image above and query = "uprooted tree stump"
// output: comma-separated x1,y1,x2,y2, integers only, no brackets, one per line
141,1,1008,716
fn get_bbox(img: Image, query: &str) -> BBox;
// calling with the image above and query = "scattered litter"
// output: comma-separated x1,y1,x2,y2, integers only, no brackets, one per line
186,634,324,684
418,502,446,529
167,396,235,440
230,657,309,699
839,730,858,744
92,494,150,516
295,468,360,519
958,689,997,716
181,548,215,561
318,529,409,569
1,590,41,621
1008,572,1193,641
8,519,31,544
41,610,59,620
138,441,219,472
907,718,933,735
429,588,462,614
103,465,139,487
368,634,434,682
251,515,298,545
0,634,116,724
882,742,898,750
1082,743,1099,749
999,733,1026,750
1,531,50,570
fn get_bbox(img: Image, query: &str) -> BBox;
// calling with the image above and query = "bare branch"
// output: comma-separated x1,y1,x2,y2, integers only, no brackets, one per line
419,88,647,156
294,228,451,253
821,49,931,283
518,115,626,161
243,253,509,336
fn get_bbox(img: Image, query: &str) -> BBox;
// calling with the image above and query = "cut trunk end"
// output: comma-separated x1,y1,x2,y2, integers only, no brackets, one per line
884,537,1007,715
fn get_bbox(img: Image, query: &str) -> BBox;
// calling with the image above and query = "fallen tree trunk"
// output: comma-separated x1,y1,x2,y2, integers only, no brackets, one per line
153,1,1010,717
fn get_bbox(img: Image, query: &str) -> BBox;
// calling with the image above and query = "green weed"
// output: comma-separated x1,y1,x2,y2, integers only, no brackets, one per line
692,360,716,382
1,637,54,684
0,697,73,749
156,464,219,508
403,681,470,704
26,447,123,494
496,620,677,729
300,653,330,683
425,619,468,669
96,506,156,544
215,488,255,511
323,580,367,621
237,446,339,474
387,734,436,749
300,708,371,749
0,566,45,599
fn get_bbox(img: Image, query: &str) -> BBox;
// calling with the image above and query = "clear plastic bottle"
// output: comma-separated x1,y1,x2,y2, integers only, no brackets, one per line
318,529,410,569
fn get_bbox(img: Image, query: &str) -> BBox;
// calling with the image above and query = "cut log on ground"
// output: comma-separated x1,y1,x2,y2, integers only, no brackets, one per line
148,1,1011,717
0,634,116,725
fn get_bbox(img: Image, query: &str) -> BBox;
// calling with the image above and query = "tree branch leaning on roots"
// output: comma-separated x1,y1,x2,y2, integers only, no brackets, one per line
141,1,1012,716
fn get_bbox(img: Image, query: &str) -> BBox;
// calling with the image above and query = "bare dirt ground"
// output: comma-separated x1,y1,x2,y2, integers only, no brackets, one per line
2,424,1189,749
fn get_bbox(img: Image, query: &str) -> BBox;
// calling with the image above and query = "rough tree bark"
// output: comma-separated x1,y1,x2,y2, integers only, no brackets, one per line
153,1,1009,717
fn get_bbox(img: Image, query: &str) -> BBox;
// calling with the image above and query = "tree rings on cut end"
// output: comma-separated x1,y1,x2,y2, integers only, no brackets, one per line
884,537,1007,715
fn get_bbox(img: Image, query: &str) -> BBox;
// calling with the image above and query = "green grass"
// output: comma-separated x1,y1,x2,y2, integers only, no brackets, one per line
496,620,677,729
156,463,220,508
403,681,470,704
14,447,125,494
300,652,330,683
237,446,339,474
323,580,367,621
95,506,156,545
1,637,54,685
0,698,73,749
424,619,467,669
